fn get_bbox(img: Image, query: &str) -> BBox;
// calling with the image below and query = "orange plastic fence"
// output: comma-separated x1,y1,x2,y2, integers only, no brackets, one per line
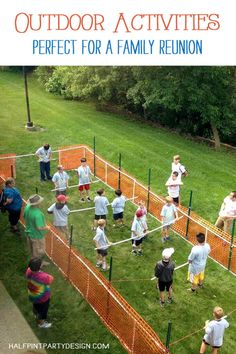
0,154,16,180
58,144,236,275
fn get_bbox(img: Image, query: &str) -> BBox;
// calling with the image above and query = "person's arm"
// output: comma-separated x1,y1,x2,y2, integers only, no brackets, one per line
47,204,54,214
154,263,162,278
4,197,13,206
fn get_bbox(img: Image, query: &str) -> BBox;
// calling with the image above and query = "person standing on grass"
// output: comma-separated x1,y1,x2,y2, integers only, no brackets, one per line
93,219,112,271
24,194,50,266
187,232,211,292
2,177,22,233
47,194,70,241
165,171,183,206
131,209,146,256
200,307,229,354
171,155,188,181
93,188,109,230
111,189,126,227
26,257,54,329
136,200,148,234
52,165,69,196
215,191,236,234
154,248,175,307
160,196,178,243
35,143,52,182
77,157,92,203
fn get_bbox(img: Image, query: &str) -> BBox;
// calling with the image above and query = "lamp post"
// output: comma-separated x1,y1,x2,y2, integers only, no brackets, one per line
23,66,33,129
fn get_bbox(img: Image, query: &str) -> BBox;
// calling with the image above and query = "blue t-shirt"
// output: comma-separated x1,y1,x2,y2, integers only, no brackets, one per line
4,187,22,211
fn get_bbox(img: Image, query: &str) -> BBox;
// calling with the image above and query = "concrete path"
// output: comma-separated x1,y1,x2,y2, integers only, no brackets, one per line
0,281,46,354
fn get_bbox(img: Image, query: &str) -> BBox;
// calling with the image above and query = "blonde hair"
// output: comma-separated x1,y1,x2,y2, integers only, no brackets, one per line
165,196,173,203
97,219,106,226
173,155,180,161
213,307,224,319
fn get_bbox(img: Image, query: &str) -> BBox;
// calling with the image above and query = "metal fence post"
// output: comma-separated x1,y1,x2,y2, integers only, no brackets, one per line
93,136,96,177
147,168,151,213
35,187,38,194
109,256,113,283
228,220,235,271
185,190,193,240
165,320,172,351
67,224,73,278
118,153,121,189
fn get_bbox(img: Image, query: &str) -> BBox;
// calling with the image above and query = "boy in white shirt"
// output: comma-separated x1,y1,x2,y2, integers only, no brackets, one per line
171,155,188,181
93,188,109,230
200,307,229,354
131,210,146,256
215,191,236,233
111,189,126,227
93,219,112,271
77,157,92,203
165,171,183,206
160,196,178,243
52,165,69,196
47,194,70,241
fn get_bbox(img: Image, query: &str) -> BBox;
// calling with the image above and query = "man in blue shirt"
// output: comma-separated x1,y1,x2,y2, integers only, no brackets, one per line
3,177,23,233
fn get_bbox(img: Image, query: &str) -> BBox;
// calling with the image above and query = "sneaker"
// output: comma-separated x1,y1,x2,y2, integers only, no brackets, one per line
159,300,165,307
165,236,170,241
131,250,137,255
161,237,166,243
87,197,92,202
101,266,110,271
137,250,143,256
96,262,102,268
167,297,173,304
80,198,85,203
38,321,52,328
187,288,196,292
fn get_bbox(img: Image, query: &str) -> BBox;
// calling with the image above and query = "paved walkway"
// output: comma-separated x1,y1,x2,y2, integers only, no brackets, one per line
0,281,46,354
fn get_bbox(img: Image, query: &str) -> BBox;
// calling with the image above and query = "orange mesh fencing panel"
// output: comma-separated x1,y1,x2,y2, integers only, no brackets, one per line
94,156,106,181
59,145,85,170
107,165,119,190
120,173,135,199
231,247,236,274
0,154,16,179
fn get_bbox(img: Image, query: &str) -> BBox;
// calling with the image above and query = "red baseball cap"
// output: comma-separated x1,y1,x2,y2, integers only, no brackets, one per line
56,195,68,202
136,209,143,218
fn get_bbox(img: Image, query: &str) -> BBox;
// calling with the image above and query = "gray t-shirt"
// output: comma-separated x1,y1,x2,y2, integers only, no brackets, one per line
47,203,70,226
111,196,126,214
204,319,229,347
188,243,211,274
93,227,108,249
94,196,109,215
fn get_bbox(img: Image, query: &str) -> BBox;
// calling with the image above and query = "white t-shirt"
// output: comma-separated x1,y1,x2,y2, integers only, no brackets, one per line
47,203,70,227
77,165,91,186
219,196,236,217
52,171,69,190
204,319,229,347
94,195,109,215
93,227,109,249
35,146,52,162
161,204,177,225
131,218,145,240
171,162,186,181
188,243,211,274
166,176,182,198
111,196,126,214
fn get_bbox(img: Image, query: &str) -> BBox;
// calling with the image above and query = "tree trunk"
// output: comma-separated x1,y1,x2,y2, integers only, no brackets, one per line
210,122,221,150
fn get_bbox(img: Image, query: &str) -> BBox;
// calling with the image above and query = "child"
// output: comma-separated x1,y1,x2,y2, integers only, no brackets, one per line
131,210,146,256
47,194,70,241
93,219,111,271
171,155,188,181
111,189,126,227
136,200,148,233
200,307,229,354
160,196,178,243
188,232,211,292
26,257,54,328
93,188,109,230
52,165,69,196
77,157,92,202
154,248,175,307
165,171,183,206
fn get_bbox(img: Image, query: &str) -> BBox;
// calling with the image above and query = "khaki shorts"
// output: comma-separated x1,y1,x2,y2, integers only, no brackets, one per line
215,216,233,233
27,237,45,258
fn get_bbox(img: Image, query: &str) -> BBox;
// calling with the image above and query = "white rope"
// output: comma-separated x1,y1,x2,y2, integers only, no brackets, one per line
50,180,99,192
95,216,183,250
70,196,138,214
151,261,189,281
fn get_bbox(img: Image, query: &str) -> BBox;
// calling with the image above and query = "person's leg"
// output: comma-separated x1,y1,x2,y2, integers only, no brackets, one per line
85,185,91,201
8,210,20,231
199,341,207,354
212,348,218,354
132,240,138,254
45,162,52,180
224,219,232,234
215,216,224,230
160,291,165,303
40,162,46,181
168,284,173,301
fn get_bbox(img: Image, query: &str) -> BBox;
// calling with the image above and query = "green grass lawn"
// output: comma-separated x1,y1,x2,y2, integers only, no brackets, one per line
0,70,236,354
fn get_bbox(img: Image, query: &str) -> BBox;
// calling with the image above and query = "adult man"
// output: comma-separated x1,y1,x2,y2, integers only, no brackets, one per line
35,143,52,181
52,165,69,196
23,194,49,265
215,191,236,233
187,232,211,292
3,177,23,233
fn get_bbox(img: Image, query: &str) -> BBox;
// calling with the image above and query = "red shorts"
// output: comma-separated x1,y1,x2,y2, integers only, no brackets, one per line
78,184,90,191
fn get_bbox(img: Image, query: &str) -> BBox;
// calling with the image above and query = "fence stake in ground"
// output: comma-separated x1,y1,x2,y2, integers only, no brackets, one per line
35,187,38,194
227,219,235,271
93,136,96,177
147,168,151,213
118,153,122,190
185,190,193,240
11,165,14,178
165,320,172,351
